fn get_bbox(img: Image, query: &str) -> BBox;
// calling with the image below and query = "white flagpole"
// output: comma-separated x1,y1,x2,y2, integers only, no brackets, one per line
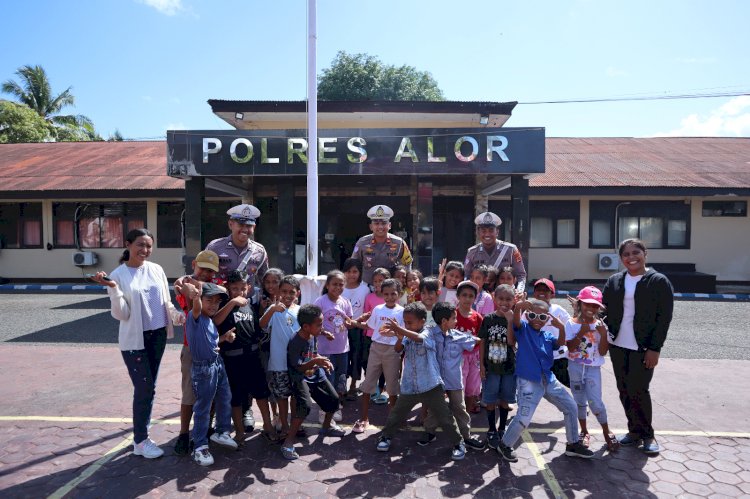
306,0,319,278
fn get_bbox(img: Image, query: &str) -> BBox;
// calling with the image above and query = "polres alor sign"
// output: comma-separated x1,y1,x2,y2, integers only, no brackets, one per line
167,127,544,177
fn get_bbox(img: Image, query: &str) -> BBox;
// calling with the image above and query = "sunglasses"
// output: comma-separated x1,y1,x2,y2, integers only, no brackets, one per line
526,312,549,322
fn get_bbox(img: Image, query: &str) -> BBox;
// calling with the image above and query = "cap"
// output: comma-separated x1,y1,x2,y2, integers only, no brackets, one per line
367,204,394,221
201,282,228,299
227,204,261,225
457,280,479,295
577,286,604,307
194,250,219,272
474,211,502,227
533,278,555,294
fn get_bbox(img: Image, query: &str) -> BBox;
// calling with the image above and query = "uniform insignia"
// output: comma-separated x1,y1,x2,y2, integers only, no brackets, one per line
376,206,385,217
513,249,522,263
286,316,293,326
483,213,494,224
242,206,252,217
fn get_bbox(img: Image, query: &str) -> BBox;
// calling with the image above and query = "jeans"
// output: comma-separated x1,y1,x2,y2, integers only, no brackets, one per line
191,355,233,449
609,345,655,439
346,328,365,381
568,362,608,424
325,352,349,395
502,376,579,448
120,328,167,445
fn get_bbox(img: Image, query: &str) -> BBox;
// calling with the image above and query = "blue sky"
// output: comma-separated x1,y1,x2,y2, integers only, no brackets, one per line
2,0,749,139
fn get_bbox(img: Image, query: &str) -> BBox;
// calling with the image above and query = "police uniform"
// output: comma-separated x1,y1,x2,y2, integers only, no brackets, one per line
351,205,413,285
204,204,269,287
463,211,527,292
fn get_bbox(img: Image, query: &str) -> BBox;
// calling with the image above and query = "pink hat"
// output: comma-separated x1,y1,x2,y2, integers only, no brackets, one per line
533,278,555,294
577,286,604,307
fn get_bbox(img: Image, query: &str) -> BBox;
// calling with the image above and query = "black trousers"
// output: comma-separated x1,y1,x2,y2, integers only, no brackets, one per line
609,345,655,439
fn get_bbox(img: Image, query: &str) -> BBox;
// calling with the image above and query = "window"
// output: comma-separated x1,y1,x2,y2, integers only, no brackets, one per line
157,202,184,248
52,202,146,248
0,202,43,249
702,201,747,217
204,201,241,244
486,200,512,241
589,201,690,249
528,201,579,248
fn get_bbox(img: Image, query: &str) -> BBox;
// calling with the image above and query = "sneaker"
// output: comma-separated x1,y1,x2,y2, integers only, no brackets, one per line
133,438,164,459
333,409,343,422
618,433,642,447
281,445,299,461
451,443,466,460
417,433,437,446
193,445,214,466
319,423,346,438
174,433,190,456
465,435,485,450
497,443,518,462
210,431,239,450
486,431,500,450
642,438,660,455
376,436,391,452
565,441,595,459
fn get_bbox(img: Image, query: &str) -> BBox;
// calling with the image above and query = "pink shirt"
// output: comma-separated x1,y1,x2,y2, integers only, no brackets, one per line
363,293,385,337
313,294,352,355
473,290,495,316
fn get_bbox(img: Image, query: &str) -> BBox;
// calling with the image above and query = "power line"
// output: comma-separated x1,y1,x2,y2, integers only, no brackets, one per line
519,90,750,105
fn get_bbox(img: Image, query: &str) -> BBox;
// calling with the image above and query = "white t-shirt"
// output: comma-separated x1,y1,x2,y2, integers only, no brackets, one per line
565,320,605,367
544,303,571,359
342,282,370,318
611,273,642,350
366,303,405,346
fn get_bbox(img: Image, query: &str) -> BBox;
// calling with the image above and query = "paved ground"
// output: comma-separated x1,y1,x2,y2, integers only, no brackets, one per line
1,294,750,498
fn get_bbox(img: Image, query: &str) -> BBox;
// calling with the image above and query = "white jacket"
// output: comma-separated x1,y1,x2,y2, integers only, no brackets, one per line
106,261,182,351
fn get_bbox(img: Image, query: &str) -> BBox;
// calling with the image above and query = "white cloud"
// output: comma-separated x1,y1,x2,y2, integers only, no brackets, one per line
654,96,750,137
605,66,627,78
138,0,183,16
165,122,187,131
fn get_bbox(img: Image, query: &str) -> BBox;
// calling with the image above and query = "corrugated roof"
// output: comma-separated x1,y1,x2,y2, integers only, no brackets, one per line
0,137,748,192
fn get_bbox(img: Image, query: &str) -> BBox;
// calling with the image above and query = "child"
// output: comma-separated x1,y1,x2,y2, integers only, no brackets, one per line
484,265,499,293
258,268,285,429
363,268,391,405
496,298,593,462
182,280,239,466
418,277,440,328
405,269,423,304
375,303,466,460
455,281,484,414
533,278,572,388
352,278,404,433
282,304,346,460
214,270,276,443
469,264,496,315
342,258,370,400
478,284,517,451
259,275,301,439
392,264,409,305
497,266,516,288
314,270,354,422
565,286,618,451
438,260,464,306
422,302,484,450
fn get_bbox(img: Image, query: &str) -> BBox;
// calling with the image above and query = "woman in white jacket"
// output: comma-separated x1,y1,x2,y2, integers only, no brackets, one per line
93,228,185,459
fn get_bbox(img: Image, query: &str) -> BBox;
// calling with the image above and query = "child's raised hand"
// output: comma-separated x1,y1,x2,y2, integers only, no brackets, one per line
550,315,564,329
379,319,399,337
222,328,236,343
232,296,249,307
356,311,372,323
515,290,526,303
502,308,515,322
270,296,285,313
595,319,608,334
322,330,335,341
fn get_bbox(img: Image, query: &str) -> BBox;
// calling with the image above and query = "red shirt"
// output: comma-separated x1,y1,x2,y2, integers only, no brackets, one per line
456,308,483,352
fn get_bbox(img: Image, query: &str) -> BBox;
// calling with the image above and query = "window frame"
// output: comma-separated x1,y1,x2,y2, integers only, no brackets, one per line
589,200,691,249
52,201,147,249
528,200,580,249
0,202,44,249
701,200,747,217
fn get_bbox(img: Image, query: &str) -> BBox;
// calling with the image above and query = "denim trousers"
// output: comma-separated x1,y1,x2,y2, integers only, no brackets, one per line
120,328,167,445
502,375,579,448
326,352,349,395
346,328,365,381
568,362,608,424
609,345,655,439
191,355,233,449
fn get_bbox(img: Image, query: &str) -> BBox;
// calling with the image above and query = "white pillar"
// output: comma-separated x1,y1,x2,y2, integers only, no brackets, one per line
306,0,319,277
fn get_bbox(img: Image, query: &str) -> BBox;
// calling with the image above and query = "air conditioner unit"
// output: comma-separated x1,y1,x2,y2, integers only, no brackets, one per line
597,253,619,271
72,251,98,266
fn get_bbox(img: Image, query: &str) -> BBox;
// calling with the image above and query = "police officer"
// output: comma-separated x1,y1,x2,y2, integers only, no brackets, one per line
205,203,269,287
351,204,413,285
463,211,527,293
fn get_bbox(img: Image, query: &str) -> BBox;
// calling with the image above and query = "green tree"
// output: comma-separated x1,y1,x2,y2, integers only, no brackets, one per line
318,52,444,101
1,64,96,137
0,100,53,143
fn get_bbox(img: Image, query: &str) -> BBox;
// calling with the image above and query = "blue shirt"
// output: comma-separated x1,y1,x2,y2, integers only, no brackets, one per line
429,326,477,391
514,320,558,383
268,306,300,372
186,314,219,362
399,329,443,395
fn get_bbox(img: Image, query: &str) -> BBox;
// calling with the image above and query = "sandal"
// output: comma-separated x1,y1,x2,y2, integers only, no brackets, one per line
345,389,358,401
352,419,369,434
579,432,591,448
261,429,281,443
605,433,620,452
372,393,389,405
281,445,299,461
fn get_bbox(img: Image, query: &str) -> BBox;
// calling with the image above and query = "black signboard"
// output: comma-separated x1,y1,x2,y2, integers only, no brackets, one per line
167,127,544,177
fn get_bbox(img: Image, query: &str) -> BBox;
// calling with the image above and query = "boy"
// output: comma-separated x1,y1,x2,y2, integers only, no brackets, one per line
214,270,276,443
282,304,346,460
259,275,301,438
375,303,466,460
183,280,239,466
172,250,219,456
352,278,404,433
422,302,484,450
497,298,593,462
417,277,440,328
478,284,517,451
533,278,572,387
455,281,484,414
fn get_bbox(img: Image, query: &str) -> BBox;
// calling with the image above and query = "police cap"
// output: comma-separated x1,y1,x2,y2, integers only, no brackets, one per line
227,204,260,225
474,211,502,227
367,205,394,221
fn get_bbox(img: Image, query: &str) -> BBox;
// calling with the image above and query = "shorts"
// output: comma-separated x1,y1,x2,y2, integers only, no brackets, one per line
291,377,339,419
359,341,401,396
268,370,293,398
180,345,195,405
482,372,517,405
222,348,270,406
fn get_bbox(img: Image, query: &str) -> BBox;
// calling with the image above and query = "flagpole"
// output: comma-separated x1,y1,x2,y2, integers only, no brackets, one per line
306,0,319,278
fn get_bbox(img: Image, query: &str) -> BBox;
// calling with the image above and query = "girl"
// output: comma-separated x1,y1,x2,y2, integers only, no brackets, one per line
363,268,391,405
469,264,496,315
259,268,285,430
93,228,185,459
484,265,499,293
438,260,464,307
565,286,618,452
314,270,354,422
392,265,409,305
405,269,423,304
497,266,516,288
342,258,370,400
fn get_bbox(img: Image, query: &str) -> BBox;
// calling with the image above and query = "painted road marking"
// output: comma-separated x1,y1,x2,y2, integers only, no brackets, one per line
522,430,565,499
47,434,134,499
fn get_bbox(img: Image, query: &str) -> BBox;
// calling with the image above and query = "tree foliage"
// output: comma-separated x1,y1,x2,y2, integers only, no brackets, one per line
0,100,53,143
318,52,444,101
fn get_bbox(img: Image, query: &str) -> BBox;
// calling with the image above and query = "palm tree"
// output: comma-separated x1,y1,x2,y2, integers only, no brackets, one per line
2,64,94,133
